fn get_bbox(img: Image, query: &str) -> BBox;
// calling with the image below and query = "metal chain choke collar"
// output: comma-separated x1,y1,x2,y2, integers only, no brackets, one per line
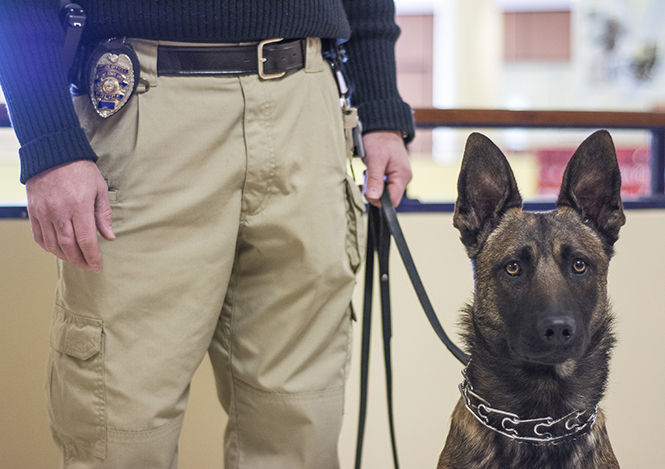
459,365,598,445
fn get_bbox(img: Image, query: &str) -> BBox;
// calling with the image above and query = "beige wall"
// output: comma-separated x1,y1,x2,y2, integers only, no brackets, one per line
1,210,664,468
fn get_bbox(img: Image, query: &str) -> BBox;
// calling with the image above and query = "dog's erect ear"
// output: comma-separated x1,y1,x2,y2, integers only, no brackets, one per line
453,133,522,253
557,130,625,246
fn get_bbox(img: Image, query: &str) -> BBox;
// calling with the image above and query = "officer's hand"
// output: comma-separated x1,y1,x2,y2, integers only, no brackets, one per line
26,160,115,272
362,130,412,207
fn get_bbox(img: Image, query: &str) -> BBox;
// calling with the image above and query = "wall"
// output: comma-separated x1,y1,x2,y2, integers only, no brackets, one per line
2,209,664,468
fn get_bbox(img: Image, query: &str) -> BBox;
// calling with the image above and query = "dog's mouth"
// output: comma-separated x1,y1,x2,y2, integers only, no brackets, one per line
519,351,578,366
510,340,586,366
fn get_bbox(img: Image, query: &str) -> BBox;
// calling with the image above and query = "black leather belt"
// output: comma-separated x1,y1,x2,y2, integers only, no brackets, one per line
157,38,306,79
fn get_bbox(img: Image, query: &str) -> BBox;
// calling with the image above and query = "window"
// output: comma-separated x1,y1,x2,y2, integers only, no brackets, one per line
504,11,571,62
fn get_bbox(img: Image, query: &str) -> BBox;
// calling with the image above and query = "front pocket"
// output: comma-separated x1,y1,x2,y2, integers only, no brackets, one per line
344,174,367,273
74,90,141,193
47,305,107,460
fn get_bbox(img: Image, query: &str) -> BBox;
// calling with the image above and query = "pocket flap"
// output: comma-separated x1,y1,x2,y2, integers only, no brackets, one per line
345,174,366,213
344,174,368,272
51,306,103,360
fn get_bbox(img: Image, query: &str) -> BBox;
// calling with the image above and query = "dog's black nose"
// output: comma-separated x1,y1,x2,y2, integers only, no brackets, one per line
537,316,576,346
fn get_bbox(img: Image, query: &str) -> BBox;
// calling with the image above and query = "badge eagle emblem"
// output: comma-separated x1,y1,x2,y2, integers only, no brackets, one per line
88,39,140,118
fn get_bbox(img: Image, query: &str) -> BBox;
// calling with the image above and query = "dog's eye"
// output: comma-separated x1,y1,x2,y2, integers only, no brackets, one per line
572,259,587,274
505,261,521,276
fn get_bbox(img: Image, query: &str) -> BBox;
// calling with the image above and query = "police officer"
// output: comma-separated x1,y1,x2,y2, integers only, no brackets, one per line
0,1,414,468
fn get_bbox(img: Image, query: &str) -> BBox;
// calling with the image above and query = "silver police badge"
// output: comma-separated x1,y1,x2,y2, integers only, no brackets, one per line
88,40,140,118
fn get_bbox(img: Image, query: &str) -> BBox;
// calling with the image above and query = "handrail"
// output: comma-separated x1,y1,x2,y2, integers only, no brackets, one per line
4,103,665,129
413,108,665,129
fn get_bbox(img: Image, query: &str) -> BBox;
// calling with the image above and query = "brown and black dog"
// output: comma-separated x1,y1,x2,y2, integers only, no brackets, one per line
438,130,623,469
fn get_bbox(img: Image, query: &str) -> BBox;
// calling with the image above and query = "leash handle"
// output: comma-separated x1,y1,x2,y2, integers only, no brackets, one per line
355,203,400,469
354,210,376,469
376,207,400,469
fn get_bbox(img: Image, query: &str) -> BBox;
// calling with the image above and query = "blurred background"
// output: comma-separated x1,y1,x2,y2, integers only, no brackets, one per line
390,0,663,202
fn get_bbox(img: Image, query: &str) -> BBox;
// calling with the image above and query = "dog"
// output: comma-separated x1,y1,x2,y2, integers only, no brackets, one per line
438,130,623,469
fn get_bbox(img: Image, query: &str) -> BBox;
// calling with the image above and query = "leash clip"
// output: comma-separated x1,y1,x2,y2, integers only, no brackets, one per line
352,119,366,162
325,43,366,163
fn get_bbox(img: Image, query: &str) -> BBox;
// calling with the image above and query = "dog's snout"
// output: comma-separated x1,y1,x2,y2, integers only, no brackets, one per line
537,316,576,346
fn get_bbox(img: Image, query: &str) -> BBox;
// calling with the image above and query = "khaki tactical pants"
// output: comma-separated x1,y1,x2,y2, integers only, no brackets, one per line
47,38,366,468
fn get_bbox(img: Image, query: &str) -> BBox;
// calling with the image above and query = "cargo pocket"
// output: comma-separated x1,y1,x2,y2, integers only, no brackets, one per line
344,174,367,273
47,305,107,461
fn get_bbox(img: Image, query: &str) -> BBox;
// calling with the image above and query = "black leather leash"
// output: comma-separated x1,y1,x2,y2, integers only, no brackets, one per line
354,190,470,469
321,38,468,467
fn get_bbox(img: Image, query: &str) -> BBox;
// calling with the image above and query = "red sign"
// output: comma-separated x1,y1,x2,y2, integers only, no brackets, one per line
537,147,650,198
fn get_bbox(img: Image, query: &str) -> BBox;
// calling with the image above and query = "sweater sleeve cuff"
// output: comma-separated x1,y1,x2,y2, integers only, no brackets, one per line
357,99,415,144
19,126,98,183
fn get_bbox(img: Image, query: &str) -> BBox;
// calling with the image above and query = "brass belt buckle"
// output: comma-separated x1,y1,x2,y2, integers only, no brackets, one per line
257,38,286,80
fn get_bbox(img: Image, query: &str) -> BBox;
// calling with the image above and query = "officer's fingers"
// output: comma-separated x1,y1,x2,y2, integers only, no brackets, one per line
73,213,103,272
55,219,89,269
386,178,407,207
385,162,412,207
362,131,409,207
26,199,48,247
41,221,67,261
94,189,115,241
29,213,45,247
364,179,385,207
364,159,388,206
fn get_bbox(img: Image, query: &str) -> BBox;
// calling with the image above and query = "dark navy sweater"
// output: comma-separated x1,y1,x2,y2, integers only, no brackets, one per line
0,0,414,183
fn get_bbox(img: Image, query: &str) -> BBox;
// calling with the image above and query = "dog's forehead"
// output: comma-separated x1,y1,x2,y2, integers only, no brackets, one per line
482,207,607,261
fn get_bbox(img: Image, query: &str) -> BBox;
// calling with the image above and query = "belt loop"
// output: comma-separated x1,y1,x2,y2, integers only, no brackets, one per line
305,38,324,73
